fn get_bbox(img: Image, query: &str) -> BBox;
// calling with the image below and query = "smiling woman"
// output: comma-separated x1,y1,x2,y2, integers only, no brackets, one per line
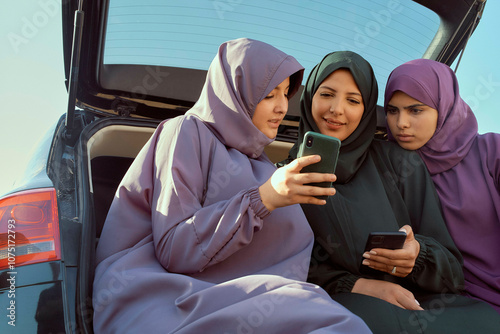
311,69,365,141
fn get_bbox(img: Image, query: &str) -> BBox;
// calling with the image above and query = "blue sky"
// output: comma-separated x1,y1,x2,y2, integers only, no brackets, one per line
1,0,499,196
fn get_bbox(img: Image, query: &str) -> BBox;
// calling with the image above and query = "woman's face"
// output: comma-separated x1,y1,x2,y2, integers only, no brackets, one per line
252,77,290,139
386,91,438,150
311,69,364,141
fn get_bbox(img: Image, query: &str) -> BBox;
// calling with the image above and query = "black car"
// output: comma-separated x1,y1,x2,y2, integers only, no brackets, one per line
0,0,486,332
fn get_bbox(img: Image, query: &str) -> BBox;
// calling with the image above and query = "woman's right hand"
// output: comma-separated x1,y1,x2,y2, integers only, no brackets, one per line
259,155,336,211
352,278,423,310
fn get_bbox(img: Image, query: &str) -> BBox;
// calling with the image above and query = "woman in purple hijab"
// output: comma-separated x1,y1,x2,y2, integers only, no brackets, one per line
385,58,500,314
92,38,371,333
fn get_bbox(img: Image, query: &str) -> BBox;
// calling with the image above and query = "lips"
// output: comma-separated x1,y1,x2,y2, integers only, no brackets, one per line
323,118,345,129
268,118,282,128
396,134,414,142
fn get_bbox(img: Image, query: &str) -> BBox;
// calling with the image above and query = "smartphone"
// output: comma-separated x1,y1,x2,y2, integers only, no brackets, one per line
297,131,341,199
359,231,406,275
363,231,407,252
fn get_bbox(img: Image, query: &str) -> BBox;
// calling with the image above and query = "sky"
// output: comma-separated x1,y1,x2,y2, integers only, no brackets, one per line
1,0,499,197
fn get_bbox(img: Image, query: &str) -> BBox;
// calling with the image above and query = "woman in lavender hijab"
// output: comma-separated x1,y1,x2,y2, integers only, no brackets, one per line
92,38,371,333
385,58,500,314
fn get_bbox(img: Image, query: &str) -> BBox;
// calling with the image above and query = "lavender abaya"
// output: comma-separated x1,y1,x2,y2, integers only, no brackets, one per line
92,38,370,333
385,58,500,314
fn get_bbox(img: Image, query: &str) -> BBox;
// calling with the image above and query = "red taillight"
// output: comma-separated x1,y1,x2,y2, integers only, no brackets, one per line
0,188,61,270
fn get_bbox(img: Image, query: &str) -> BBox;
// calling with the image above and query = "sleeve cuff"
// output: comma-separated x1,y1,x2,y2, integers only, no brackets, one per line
412,235,428,275
335,275,361,293
248,186,271,219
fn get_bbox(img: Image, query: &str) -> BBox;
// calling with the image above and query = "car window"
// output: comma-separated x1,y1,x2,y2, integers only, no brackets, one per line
103,0,440,106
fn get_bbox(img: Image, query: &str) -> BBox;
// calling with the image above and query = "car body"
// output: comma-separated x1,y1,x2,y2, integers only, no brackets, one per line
0,0,486,332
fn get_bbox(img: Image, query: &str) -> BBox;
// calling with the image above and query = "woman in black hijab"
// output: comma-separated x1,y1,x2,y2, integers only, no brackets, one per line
283,51,500,333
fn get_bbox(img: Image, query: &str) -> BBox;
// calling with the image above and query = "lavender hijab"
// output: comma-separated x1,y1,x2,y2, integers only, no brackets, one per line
385,58,500,313
93,38,370,333
186,38,304,158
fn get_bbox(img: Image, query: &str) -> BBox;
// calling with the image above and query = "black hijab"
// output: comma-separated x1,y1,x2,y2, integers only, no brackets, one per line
288,51,378,183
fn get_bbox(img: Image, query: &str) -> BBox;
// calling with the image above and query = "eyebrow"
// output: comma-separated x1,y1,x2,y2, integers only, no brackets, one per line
319,85,362,96
387,103,426,109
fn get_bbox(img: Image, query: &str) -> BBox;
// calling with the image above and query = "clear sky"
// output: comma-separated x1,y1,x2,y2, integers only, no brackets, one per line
1,0,499,196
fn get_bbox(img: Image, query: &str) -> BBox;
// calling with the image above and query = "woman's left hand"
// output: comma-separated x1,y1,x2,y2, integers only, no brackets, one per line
361,225,420,277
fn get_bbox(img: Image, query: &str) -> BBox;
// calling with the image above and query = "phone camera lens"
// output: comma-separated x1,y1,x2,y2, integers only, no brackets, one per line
306,136,314,147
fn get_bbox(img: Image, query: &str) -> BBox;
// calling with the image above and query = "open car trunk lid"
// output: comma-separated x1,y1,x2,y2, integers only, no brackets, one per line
61,0,486,140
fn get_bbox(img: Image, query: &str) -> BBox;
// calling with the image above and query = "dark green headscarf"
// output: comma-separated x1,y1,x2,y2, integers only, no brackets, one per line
288,51,378,183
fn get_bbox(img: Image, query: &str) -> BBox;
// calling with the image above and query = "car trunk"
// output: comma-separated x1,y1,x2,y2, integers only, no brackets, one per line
81,116,295,241
61,1,487,332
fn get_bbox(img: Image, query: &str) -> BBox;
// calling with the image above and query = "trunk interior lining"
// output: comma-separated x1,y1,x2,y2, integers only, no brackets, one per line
87,124,293,238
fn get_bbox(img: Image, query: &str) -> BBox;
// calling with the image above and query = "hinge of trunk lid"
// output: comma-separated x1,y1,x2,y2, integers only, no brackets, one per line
112,98,138,117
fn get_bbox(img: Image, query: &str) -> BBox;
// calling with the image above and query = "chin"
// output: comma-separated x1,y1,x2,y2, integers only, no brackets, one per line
265,131,277,139
397,142,418,151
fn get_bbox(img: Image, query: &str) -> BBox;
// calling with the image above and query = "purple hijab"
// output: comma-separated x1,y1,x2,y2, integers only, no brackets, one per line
93,38,370,333
385,59,500,313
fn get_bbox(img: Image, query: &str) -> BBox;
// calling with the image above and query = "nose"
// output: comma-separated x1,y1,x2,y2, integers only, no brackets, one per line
397,113,410,129
275,94,288,114
329,99,343,115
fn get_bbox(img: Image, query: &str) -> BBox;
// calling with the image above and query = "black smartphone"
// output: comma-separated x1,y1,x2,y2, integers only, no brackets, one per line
363,231,407,252
360,231,406,275
297,131,341,199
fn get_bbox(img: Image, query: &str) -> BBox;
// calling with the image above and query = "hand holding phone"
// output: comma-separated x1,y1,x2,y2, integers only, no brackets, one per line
297,131,341,199
259,153,336,211
360,231,406,275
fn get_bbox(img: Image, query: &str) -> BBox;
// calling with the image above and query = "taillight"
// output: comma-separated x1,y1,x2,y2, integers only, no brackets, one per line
0,188,61,270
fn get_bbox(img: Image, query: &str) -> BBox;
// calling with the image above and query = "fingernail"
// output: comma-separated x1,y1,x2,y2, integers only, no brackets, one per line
369,250,377,255
415,299,420,306
362,260,370,265
363,252,370,259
